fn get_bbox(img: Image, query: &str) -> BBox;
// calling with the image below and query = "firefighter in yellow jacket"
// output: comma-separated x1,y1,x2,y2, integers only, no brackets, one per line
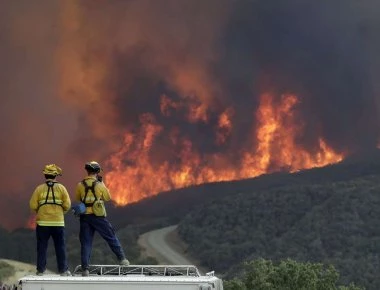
75,161,129,276
29,164,71,276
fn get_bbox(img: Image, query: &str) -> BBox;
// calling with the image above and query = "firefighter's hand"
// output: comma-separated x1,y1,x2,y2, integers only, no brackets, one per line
97,175,103,182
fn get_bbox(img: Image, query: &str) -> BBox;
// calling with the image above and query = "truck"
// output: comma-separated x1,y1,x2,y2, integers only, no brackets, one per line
18,264,224,290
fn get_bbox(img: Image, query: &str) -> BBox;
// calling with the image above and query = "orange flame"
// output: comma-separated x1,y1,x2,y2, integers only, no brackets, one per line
105,93,344,205
26,214,36,230
241,94,343,176
216,108,234,145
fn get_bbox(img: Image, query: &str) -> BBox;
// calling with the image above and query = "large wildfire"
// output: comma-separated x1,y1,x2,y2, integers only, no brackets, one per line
105,93,343,205
1,0,379,229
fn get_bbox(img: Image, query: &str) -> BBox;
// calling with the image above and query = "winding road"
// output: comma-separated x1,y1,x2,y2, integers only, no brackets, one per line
138,225,194,265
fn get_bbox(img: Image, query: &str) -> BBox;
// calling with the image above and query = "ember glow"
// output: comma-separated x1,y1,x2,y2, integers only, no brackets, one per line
26,215,36,230
105,93,343,205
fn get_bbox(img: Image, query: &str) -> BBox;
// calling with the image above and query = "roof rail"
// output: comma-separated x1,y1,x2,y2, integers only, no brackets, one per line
73,265,201,277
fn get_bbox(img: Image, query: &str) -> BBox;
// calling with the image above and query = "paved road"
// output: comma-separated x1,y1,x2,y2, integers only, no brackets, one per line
138,225,194,265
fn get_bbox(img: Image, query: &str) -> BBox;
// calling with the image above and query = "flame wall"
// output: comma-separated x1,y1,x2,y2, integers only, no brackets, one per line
1,0,380,229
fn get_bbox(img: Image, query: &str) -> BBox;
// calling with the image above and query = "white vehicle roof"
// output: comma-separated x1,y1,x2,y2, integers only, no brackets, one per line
19,275,221,283
19,265,224,290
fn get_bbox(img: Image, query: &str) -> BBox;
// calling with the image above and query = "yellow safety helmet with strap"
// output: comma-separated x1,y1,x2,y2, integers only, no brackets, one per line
42,164,63,176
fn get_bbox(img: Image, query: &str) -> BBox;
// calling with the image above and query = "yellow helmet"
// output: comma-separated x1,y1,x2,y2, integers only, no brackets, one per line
42,164,63,176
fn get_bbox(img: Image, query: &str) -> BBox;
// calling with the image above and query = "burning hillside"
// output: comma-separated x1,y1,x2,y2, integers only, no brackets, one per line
48,0,378,205
105,93,343,205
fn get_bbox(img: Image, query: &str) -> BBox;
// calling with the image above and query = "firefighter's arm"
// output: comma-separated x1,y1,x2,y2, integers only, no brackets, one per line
29,187,39,212
75,183,82,202
100,183,111,201
61,185,71,213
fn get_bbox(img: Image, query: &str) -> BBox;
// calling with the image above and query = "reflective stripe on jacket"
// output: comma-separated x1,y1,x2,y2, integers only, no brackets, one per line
75,176,111,215
29,180,71,226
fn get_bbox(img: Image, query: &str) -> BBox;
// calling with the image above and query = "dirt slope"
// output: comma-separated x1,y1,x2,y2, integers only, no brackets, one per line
0,259,53,285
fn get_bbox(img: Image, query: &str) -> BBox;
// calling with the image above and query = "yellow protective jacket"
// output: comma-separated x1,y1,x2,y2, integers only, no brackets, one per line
29,180,71,226
75,176,111,215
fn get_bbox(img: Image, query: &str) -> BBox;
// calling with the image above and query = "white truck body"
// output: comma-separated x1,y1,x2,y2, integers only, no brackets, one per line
18,265,223,290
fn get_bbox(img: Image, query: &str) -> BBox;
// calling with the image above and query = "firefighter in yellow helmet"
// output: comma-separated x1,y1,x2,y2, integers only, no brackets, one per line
29,164,71,276
75,161,129,276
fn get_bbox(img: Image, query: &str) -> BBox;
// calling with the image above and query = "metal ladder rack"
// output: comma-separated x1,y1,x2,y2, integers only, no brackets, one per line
73,265,201,277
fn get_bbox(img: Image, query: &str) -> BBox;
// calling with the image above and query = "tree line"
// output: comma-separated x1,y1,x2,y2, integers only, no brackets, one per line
178,174,380,289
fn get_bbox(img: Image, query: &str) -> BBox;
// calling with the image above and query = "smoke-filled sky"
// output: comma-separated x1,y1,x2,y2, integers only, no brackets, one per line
1,0,379,229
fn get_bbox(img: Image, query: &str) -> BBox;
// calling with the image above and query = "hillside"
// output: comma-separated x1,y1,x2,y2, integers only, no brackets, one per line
110,150,380,228
0,259,53,285
178,174,380,290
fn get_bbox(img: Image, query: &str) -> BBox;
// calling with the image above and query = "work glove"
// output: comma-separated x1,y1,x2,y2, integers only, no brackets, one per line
72,203,86,217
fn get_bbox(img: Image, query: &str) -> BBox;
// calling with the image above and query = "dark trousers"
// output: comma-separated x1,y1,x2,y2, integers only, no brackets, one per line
36,225,68,273
79,214,125,269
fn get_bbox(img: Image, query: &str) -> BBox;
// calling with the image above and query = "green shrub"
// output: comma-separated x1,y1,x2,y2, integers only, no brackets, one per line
224,259,364,290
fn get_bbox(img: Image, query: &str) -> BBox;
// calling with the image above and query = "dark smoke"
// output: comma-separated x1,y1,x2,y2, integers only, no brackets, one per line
226,0,379,153
1,0,380,229
105,0,380,155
